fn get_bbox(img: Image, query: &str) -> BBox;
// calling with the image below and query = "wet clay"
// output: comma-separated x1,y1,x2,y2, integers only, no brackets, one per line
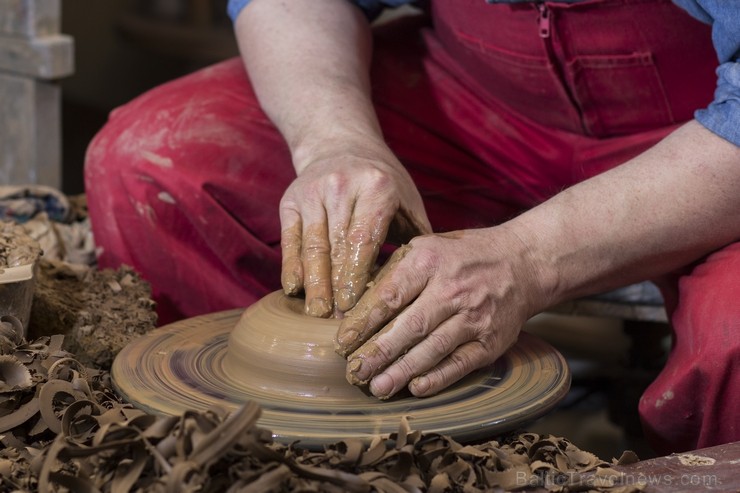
225,291,354,399
280,222,302,295
281,218,391,317
331,215,385,313
334,243,412,357
111,290,571,448
345,319,397,387
0,311,620,492
300,223,333,317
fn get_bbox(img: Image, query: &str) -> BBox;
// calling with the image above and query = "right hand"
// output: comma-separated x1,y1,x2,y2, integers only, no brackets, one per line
280,141,431,317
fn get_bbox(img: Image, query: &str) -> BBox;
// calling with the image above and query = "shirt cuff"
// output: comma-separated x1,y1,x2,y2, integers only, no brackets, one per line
694,61,740,147
227,0,251,21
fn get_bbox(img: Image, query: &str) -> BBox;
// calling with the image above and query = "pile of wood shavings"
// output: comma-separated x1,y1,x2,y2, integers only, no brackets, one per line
0,221,41,269
0,314,645,493
28,259,157,369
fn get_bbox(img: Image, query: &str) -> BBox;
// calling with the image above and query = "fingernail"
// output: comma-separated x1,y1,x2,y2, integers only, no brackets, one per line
370,373,392,399
345,358,368,385
334,330,359,356
335,288,357,311
282,276,298,294
306,297,331,317
281,270,300,295
410,375,430,395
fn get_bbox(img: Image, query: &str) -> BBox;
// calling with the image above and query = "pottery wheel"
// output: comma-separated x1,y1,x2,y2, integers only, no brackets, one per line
112,291,570,448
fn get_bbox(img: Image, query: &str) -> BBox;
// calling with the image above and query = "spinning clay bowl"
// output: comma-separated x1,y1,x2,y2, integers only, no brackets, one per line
113,291,571,448
223,292,365,402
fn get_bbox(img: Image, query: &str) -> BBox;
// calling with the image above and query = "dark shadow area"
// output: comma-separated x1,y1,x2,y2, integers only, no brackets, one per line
61,100,107,195
60,0,237,195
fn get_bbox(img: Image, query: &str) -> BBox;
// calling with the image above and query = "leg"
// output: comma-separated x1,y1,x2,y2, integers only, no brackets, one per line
85,59,293,323
641,243,740,453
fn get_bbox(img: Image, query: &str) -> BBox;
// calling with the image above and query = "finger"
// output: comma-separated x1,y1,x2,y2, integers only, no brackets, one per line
302,221,333,317
334,244,415,356
300,204,333,318
279,207,303,295
407,339,499,397
333,199,393,313
344,319,398,385
367,314,470,398
345,295,458,390
323,183,355,313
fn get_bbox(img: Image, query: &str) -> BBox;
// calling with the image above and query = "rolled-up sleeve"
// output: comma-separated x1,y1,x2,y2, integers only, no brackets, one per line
674,0,740,146
227,0,415,22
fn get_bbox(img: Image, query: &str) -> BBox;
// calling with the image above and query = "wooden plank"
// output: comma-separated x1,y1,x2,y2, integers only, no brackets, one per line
0,33,73,78
0,73,61,187
611,441,740,492
550,298,668,323
33,75,61,186
0,0,60,37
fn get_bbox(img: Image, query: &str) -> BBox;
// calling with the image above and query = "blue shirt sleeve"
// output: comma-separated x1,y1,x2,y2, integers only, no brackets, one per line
227,0,415,22
226,0,739,148
227,0,249,21
673,0,740,146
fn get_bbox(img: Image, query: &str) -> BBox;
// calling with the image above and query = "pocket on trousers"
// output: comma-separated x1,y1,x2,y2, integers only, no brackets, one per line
567,52,675,137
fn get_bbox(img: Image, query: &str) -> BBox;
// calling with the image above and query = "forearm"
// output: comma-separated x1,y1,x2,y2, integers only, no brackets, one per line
234,0,385,172
510,120,740,306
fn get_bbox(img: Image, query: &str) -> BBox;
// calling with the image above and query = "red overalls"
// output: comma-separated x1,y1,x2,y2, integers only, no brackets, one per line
85,0,738,453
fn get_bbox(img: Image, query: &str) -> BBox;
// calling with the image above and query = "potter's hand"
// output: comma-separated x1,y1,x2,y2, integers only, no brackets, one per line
334,227,549,399
280,143,431,317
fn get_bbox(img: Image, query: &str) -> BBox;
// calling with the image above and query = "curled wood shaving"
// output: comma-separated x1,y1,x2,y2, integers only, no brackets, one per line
0,316,24,355
0,315,644,492
0,355,33,393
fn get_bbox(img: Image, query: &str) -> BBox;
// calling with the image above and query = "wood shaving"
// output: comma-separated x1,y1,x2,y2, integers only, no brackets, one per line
0,313,645,493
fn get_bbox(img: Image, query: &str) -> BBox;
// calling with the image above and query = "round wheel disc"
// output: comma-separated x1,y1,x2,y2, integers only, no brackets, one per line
112,309,570,448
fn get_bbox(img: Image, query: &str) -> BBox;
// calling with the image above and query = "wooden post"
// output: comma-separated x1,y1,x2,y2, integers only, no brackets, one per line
0,0,73,188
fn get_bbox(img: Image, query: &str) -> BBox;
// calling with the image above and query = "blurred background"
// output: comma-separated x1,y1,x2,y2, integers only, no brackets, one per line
61,0,237,194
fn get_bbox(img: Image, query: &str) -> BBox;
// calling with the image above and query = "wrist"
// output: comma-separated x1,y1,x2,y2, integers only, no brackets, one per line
290,129,396,174
493,220,563,313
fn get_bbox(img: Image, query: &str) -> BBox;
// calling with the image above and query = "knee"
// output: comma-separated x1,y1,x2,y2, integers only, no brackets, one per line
640,246,740,453
85,58,261,184
639,341,739,453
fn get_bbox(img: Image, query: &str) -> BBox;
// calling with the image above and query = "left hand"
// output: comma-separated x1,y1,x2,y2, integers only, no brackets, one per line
279,141,431,317
334,227,551,399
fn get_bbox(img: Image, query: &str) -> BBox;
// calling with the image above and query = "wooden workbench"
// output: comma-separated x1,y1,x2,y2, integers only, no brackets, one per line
0,0,73,187
524,441,739,492
610,441,740,492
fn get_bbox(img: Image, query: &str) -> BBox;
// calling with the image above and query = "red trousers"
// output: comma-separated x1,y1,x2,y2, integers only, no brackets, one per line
85,0,738,453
